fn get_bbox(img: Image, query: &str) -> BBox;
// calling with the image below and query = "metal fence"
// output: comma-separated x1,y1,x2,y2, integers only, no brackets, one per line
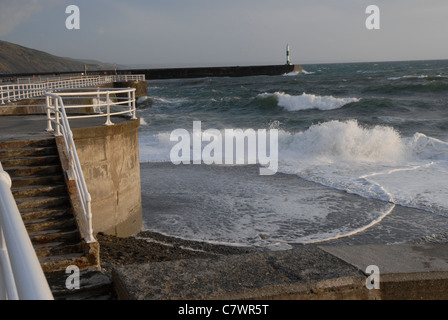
0,74,145,105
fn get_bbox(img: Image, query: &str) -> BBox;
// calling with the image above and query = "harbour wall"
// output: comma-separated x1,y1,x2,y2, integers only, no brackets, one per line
121,64,303,80
0,64,303,81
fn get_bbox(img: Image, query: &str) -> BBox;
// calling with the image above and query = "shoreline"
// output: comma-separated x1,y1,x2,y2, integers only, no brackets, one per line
97,226,448,273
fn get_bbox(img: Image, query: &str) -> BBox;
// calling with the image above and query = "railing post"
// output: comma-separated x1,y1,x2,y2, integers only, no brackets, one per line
55,99,62,136
1,88,4,105
105,91,113,126
6,85,10,103
130,90,137,120
45,96,54,132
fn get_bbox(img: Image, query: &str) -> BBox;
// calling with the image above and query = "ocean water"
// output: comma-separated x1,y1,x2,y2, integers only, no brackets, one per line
136,60,448,249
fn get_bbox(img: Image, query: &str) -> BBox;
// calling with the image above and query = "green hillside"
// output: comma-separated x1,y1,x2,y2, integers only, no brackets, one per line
0,40,112,74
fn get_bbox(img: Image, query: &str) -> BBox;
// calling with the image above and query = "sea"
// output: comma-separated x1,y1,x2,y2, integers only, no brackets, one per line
135,60,448,250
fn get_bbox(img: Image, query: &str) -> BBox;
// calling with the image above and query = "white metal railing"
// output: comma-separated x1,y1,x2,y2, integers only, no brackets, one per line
0,74,145,105
46,87,137,128
45,87,137,244
0,163,54,300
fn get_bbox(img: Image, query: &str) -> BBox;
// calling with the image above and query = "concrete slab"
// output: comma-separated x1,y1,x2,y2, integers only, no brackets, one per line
112,247,368,300
320,244,448,300
319,244,448,274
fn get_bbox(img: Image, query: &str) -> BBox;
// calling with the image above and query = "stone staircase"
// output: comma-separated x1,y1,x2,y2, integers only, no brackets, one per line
0,136,113,299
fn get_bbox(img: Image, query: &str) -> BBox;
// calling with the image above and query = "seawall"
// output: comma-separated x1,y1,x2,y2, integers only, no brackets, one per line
71,118,143,237
0,64,303,81
122,64,303,80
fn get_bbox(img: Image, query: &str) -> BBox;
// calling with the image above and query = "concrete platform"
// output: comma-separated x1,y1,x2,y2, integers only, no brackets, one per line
0,115,131,141
112,243,448,300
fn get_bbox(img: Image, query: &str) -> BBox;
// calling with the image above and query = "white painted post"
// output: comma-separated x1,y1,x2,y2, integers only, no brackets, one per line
45,96,54,132
105,91,113,126
55,99,61,136
6,85,11,103
131,90,137,120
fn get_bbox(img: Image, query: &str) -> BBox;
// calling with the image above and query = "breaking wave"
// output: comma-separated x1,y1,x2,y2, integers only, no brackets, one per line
256,92,360,111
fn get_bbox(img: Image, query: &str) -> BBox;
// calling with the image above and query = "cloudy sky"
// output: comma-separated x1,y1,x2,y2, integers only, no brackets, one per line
1,0,447,67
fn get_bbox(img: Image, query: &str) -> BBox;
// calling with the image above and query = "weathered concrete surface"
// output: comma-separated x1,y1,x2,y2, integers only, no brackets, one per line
320,244,448,300
112,247,370,300
72,118,143,237
112,243,448,300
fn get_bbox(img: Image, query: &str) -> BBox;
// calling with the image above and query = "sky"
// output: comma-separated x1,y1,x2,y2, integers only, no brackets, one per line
1,0,448,68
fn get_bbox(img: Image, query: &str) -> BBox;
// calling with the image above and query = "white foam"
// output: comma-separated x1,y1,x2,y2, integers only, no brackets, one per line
388,75,429,81
283,69,315,76
139,132,173,162
276,120,448,216
137,96,150,104
257,92,359,111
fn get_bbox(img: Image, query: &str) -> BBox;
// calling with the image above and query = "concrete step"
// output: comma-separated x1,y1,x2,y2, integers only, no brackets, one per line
1,155,60,168
12,174,65,188
29,229,81,245
45,270,114,300
1,137,98,278
34,242,84,258
5,165,62,178
21,208,71,222
0,137,56,150
40,253,91,273
16,195,70,211
25,214,77,233
13,184,67,199
0,146,59,159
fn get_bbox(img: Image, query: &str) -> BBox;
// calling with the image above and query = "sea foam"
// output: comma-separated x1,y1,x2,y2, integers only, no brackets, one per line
275,120,448,216
257,92,359,111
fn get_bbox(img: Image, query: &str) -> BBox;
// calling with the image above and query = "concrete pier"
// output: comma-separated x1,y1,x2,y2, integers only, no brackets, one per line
0,64,303,82
124,64,303,80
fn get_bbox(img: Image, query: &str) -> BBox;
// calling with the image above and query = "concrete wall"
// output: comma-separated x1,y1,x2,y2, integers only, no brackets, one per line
72,118,143,237
125,64,303,80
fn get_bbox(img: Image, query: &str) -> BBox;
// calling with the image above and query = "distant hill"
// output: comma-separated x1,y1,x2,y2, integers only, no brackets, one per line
0,40,114,74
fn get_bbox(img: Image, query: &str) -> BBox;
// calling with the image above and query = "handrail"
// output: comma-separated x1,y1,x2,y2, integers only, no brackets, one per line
45,93,96,244
45,87,137,128
0,162,54,300
0,74,145,105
